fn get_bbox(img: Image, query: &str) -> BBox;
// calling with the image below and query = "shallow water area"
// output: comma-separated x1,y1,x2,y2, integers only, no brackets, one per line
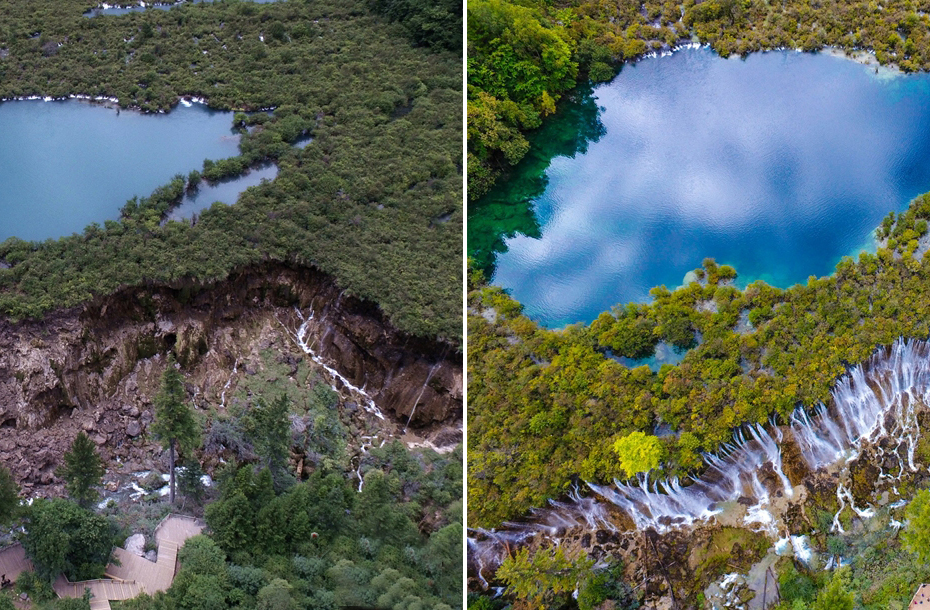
168,164,278,222
0,99,239,242
472,47,930,328
611,341,689,372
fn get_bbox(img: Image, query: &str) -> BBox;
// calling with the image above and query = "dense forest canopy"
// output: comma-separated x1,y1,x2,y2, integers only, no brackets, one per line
0,0,462,342
0,1,464,607
467,0,930,198
114,445,464,610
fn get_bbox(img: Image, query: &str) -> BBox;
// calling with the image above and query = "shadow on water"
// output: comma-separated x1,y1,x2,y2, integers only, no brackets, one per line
466,82,607,276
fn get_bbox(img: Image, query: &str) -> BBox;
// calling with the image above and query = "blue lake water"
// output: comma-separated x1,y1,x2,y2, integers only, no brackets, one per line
0,99,239,242
474,47,930,328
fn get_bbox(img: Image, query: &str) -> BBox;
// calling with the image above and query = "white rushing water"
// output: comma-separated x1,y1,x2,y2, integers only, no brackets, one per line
286,307,384,420
469,338,930,577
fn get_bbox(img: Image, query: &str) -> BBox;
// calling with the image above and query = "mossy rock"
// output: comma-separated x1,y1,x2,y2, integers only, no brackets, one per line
784,502,811,536
915,411,930,464
139,471,165,492
686,526,769,594
850,453,881,507
837,506,855,531
804,475,840,516
780,431,811,487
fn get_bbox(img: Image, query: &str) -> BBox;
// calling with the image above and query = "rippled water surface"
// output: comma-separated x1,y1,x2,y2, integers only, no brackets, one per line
470,48,930,327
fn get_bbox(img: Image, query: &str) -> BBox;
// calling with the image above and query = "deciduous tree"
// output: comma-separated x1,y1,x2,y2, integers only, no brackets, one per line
612,431,664,478
21,498,114,582
904,488,930,562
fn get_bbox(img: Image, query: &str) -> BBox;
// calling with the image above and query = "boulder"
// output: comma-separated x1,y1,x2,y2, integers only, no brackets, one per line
125,533,146,557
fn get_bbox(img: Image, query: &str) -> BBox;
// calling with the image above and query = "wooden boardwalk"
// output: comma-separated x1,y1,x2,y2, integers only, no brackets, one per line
0,543,32,584
53,575,141,609
55,514,204,606
0,515,203,608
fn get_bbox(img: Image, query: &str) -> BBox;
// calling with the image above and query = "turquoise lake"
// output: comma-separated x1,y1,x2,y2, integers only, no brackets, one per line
469,47,930,328
0,99,240,242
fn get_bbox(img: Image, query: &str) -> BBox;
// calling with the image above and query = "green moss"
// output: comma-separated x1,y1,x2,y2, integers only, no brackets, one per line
136,335,159,361
691,527,769,585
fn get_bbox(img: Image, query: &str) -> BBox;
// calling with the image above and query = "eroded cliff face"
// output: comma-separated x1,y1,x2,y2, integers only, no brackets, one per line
0,263,461,494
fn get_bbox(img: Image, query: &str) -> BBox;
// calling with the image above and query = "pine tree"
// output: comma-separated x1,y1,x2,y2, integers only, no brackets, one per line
247,394,293,490
497,546,594,608
0,466,20,525
151,355,200,505
177,458,206,509
812,574,854,610
58,432,104,509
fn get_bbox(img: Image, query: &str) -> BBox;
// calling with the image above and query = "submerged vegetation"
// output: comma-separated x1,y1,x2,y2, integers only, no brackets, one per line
0,0,462,341
468,191,930,527
467,0,930,198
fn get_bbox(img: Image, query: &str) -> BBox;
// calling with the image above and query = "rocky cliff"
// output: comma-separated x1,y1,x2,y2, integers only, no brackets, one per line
0,262,462,494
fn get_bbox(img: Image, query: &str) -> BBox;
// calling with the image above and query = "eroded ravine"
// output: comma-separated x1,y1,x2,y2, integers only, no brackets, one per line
0,261,462,496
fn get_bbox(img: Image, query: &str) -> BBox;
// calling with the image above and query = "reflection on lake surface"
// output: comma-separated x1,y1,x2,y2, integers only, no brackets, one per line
0,99,239,242
470,47,930,328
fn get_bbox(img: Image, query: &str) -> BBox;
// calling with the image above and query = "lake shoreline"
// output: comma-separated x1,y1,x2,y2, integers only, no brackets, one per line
481,45,930,328
0,92,276,115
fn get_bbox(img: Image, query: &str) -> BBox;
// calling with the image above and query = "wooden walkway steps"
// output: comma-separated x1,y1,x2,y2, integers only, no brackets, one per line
0,543,32,584
52,574,141,601
56,514,204,605
0,515,203,606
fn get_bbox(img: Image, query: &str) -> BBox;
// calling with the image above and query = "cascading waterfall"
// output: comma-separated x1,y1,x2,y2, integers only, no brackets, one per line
282,308,385,420
468,338,930,580
404,359,442,434
219,358,238,408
